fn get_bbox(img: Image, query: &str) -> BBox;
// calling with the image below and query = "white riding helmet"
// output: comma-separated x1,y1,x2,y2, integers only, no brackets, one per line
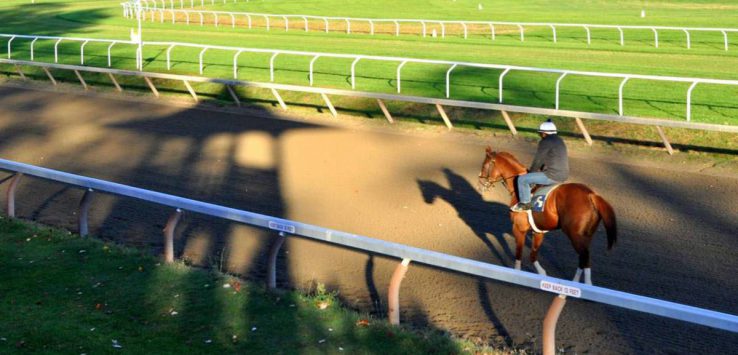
538,119,557,134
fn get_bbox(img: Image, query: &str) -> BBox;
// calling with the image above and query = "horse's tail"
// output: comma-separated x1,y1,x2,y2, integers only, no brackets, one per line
590,193,617,250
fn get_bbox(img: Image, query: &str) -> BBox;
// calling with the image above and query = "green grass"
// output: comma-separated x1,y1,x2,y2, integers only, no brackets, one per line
0,1,737,140
0,217,502,354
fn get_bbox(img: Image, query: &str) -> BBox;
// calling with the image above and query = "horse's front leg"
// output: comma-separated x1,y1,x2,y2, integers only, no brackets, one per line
530,232,547,276
512,223,528,270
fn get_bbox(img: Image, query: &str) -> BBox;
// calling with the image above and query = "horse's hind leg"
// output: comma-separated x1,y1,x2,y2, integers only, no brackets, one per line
530,232,547,276
576,245,592,285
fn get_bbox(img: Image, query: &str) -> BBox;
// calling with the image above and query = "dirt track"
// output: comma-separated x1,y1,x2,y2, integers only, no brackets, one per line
0,84,737,354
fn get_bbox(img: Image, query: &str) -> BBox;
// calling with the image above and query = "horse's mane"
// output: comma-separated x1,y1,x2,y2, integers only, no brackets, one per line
496,151,526,171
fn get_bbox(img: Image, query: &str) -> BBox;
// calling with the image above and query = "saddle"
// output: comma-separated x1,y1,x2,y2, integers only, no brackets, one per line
529,184,560,213
525,184,561,234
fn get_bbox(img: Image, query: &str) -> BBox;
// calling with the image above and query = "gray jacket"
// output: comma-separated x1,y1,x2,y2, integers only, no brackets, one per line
529,134,569,182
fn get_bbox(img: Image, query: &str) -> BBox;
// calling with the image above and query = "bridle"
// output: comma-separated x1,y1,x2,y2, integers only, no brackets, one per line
478,158,517,192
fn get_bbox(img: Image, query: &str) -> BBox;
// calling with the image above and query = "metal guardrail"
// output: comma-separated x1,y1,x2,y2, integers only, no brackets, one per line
121,1,737,50
2,58,737,159
3,33,738,125
0,158,736,355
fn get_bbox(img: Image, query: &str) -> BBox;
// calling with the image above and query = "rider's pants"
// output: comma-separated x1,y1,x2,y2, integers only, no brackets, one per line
517,172,557,204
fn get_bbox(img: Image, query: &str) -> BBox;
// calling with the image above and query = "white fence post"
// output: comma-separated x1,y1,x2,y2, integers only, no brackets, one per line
309,55,320,86
445,64,458,98
107,42,116,67
584,26,591,45
498,68,511,103
396,60,408,93
550,25,557,43
30,38,38,61
518,25,525,41
722,30,729,51
351,57,361,89
166,44,176,70
686,82,698,122
7,36,15,59
80,40,89,65
198,47,207,74
54,38,62,63
270,52,278,81
233,50,243,78
618,77,630,116
555,72,568,110
684,29,691,49
652,28,659,48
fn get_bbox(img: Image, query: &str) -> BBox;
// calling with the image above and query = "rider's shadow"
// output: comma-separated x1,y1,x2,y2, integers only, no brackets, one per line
417,168,516,266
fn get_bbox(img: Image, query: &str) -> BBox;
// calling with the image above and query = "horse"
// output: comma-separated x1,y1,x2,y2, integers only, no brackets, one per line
477,147,617,285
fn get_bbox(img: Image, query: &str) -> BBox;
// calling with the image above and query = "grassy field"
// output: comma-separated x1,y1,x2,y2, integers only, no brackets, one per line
1,1,737,131
0,217,505,354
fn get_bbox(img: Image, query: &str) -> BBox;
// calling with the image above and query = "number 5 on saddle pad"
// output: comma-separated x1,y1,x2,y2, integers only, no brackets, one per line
531,184,561,212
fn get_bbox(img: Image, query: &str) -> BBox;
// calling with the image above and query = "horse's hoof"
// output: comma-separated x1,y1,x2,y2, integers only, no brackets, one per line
514,260,521,270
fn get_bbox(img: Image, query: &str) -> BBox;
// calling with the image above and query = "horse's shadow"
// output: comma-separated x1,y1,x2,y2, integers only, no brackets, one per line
417,168,515,266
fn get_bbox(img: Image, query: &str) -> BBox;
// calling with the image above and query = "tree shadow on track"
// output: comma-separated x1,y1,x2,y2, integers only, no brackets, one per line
0,83,467,353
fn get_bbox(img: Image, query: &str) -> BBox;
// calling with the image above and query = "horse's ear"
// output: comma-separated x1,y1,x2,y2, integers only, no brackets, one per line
485,146,496,157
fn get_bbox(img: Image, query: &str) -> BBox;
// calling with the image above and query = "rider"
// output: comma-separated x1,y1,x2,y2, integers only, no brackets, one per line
511,118,569,212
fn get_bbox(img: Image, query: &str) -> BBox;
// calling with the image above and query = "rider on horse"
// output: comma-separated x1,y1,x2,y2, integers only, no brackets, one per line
510,119,569,212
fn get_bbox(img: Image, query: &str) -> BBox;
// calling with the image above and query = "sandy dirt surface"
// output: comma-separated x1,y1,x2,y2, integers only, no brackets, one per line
0,84,736,354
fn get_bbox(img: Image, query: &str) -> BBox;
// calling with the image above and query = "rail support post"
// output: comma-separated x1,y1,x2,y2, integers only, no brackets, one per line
163,209,182,263
226,85,241,107
271,88,287,110
574,117,593,146
543,295,567,355
183,80,198,102
74,70,88,90
377,99,394,124
388,258,411,325
655,126,674,155
144,77,160,97
108,73,122,92
500,110,518,136
435,104,453,130
78,188,94,237
43,68,57,86
5,173,22,218
267,232,287,290
15,65,26,80
320,93,337,117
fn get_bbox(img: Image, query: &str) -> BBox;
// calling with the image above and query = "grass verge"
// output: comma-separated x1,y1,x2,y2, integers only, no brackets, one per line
0,217,513,354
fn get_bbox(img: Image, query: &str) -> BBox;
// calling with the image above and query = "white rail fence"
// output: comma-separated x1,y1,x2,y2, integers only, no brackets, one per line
2,58,738,160
3,33,738,126
0,158,737,355
121,2,738,50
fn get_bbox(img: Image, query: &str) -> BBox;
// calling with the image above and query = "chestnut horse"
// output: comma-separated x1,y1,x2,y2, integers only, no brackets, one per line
477,147,617,284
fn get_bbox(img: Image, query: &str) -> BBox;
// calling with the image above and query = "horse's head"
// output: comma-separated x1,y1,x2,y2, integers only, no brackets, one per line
477,147,525,193
478,146,502,192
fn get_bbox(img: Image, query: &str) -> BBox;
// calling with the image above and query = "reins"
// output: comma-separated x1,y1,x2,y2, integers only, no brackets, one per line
478,158,518,192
